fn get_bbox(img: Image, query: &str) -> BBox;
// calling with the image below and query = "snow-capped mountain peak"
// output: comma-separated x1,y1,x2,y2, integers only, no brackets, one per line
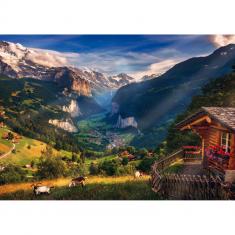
0,41,155,95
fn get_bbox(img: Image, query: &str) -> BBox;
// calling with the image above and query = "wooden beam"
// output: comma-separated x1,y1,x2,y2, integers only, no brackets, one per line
210,125,231,132
180,115,211,131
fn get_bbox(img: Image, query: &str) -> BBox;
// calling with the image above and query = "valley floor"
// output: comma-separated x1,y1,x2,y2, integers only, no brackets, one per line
0,175,158,200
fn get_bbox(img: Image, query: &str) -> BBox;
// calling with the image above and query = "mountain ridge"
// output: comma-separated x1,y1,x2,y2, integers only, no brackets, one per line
0,41,143,96
110,44,235,146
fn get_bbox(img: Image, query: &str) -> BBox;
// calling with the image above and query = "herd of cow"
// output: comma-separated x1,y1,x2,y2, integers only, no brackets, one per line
31,171,144,196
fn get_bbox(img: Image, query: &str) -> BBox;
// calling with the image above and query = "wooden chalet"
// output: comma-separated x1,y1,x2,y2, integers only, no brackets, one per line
176,107,235,183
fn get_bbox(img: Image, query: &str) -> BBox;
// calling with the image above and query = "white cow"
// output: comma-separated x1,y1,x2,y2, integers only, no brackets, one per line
134,171,143,179
32,184,54,195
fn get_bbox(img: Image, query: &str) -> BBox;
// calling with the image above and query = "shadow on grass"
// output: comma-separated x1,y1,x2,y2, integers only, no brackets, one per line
0,180,159,200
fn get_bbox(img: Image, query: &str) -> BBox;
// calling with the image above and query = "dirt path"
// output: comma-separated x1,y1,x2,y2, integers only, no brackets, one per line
0,143,15,159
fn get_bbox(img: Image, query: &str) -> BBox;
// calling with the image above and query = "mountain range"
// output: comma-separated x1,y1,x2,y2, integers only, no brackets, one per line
0,41,141,96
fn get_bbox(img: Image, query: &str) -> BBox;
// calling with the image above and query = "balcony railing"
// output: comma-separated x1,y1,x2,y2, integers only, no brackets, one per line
182,146,202,160
151,146,231,199
205,145,230,174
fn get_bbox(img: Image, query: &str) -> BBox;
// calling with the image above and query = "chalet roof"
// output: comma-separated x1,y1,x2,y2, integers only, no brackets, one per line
176,107,235,131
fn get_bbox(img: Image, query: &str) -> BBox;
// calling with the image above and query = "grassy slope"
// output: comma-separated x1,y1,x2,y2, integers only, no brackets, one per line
0,127,71,165
0,128,12,154
0,176,158,200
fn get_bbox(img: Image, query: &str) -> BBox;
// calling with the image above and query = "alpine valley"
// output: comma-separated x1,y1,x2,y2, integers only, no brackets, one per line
1,40,235,151
0,41,148,151
1,35,235,200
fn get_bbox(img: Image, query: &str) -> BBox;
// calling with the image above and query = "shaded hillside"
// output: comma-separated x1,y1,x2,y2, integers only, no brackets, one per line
0,76,102,151
107,44,235,148
112,44,235,131
166,70,235,153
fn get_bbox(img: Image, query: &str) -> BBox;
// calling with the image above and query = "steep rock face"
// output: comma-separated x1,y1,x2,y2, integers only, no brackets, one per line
49,118,77,132
54,68,92,96
62,99,81,117
116,115,138,129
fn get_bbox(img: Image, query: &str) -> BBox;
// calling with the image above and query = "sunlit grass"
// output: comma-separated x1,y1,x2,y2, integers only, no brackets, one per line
0,175,157,200
0,127,71,165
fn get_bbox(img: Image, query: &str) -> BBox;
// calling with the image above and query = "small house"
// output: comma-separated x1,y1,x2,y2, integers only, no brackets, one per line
2,132,9,140
176,107,235,182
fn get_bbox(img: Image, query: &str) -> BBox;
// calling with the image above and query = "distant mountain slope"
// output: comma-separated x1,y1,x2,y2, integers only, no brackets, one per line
166,70,235,153
112,44,235,131
0,75,103,151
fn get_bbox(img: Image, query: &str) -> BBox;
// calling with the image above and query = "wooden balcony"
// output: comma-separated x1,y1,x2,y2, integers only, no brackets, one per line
151,147,231,199
182,146,202,161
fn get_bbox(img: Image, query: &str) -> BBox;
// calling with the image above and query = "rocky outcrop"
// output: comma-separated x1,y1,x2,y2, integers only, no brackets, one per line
62,100,81,117
116,115,138,129
49,118,77,132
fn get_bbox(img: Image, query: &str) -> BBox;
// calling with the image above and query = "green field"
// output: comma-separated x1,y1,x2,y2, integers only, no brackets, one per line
0,127,71,166
0,176,158,200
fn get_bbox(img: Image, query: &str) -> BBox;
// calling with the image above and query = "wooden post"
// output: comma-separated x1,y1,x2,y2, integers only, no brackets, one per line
202,138,205,159
201,138,207,168
228,134,235,170
225,134,235,183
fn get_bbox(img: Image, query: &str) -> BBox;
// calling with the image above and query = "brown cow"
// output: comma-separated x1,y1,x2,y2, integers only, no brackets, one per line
69,176,87,188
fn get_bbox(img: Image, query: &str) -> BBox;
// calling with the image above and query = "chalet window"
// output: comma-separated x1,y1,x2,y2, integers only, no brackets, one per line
221,132,231,153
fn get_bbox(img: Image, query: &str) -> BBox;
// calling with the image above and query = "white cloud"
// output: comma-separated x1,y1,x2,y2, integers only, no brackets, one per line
28,45,187,79
28,48,80,67
31,49,183,80
209,35,235,48
130,59,181,80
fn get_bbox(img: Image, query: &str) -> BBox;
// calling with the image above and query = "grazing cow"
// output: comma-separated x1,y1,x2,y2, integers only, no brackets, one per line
69,176,87,188
31,183,54,195
0,166,5,172
134,171,143,179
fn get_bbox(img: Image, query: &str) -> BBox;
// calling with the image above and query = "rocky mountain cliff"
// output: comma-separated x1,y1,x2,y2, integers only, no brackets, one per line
0,75,103,135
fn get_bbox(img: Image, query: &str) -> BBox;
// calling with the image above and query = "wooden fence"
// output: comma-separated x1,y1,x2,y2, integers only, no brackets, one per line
151,149,232,200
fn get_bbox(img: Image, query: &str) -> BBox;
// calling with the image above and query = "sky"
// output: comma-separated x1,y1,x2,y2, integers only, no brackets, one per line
0,35,234,79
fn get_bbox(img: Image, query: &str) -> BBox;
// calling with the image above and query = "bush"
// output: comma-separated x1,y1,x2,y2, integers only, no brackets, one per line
137,148,148,159
138,157,156,173
121,157,129,166
76,163,88,176
41,145,53,158
68,163,88,177
89,162,99,175
98,159,119,176
71,153,78,162
36,157,67,179
126,146,136,154
0,165,27,185
7,132,14,140
31,160,35,168
116,164,135,176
